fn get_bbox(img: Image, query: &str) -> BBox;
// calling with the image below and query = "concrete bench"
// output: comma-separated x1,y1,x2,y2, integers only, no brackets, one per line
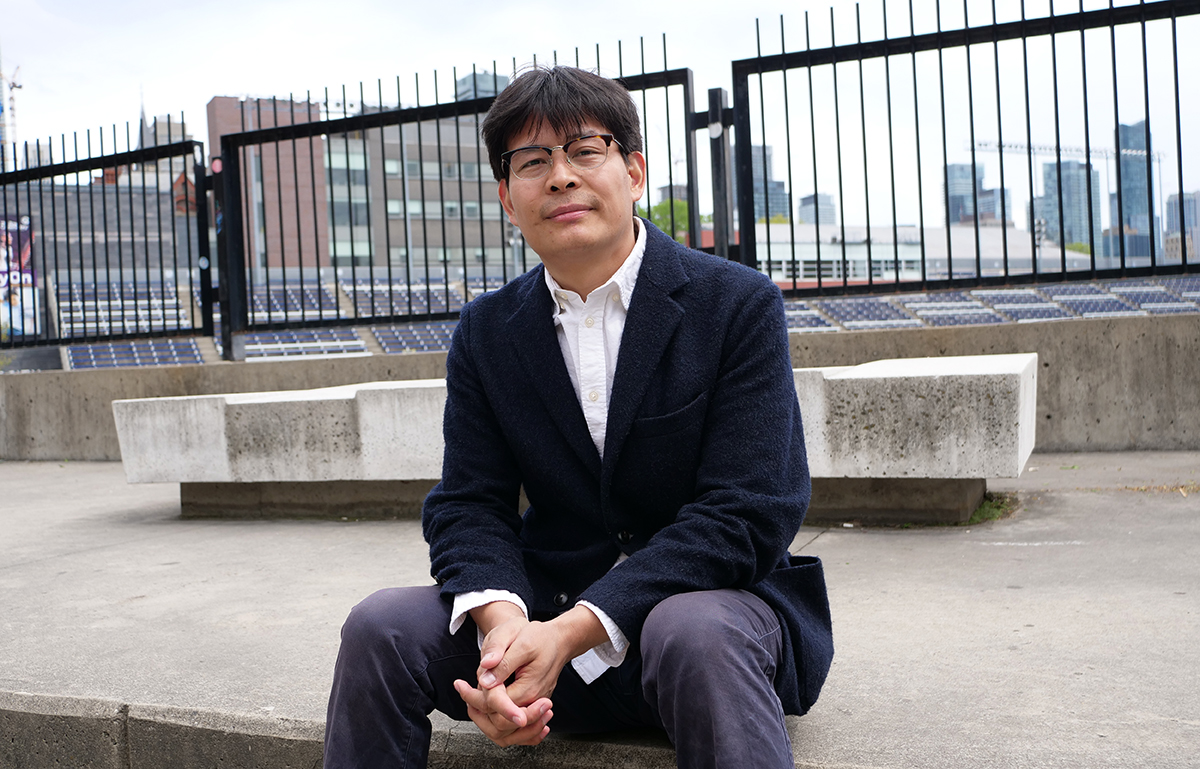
113,353,1037,523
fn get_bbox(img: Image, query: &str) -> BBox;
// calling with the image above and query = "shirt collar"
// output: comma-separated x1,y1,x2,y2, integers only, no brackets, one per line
544,218,647,314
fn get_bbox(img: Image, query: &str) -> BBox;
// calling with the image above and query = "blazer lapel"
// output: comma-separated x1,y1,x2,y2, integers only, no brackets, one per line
508,268,602,478
602,229,690,486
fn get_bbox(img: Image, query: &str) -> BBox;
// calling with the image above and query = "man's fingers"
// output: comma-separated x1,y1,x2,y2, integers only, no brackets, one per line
462,700,553,747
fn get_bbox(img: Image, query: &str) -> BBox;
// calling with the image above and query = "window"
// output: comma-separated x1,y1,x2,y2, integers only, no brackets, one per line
444,201,460,219
463,201,480,219
406,160,420,177
461,162,479,181
482,201,502,220
384,159,400,176
387,200,402,218
407,199,424,217
442,163,458,180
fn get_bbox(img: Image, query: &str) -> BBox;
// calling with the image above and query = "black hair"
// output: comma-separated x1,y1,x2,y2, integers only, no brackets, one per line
480,66,643,181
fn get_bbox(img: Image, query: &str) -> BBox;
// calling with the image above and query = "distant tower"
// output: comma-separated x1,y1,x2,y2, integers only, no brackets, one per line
455,71,510,101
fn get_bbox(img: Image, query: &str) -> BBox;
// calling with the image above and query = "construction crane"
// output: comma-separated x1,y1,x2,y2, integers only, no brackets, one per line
975,139,1164,162
975,139,1167,232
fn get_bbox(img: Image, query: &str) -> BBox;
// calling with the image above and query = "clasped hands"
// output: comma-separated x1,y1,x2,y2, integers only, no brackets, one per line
454,601,606,747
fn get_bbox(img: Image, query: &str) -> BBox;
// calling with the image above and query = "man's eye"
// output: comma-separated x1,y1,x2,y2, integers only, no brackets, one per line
517,156,547,171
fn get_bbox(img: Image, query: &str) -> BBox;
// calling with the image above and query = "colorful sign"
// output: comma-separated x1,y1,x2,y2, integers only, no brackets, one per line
1,214,38,339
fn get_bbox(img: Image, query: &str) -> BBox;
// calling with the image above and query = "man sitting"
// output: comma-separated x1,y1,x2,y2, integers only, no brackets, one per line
322,65,833,769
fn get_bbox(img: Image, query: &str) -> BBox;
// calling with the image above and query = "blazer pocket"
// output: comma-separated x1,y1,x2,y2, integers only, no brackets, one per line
629,391,710,438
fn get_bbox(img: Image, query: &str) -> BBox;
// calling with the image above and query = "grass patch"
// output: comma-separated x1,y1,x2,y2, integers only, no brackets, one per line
966,491,1018,525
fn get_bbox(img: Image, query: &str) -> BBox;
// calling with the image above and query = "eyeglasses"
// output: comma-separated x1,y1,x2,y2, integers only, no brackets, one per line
501,134,623,181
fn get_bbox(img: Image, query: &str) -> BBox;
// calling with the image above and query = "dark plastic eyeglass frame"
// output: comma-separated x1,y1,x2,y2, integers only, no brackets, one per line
500,134,626,180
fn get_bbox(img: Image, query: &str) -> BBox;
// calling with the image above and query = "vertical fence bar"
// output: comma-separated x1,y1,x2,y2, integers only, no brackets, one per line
1050,3,1067,275
810,12,823,288
433,74,450,313
1139,1,1156,270
98,130,114,334
993,0,1010,277
86,130,101,338
884,0,900,285
963,0,981,279
416,74,433,315
1171,2,1187,264
857,4,874,285
398,76,415,315
271,98,288,324
152,119,168,333
832,8,848,285
342,85,361,319
732,57,757,269
662,36,678,239
378,80,396,317
453,70,469,303
936,0,953,281
307,91,326,321
1111,0,1127,271
781,17,798,290
472,66,489,292
289,94,307,322
1079,0,1097,274
1022,0,1039,277
359,82,376,311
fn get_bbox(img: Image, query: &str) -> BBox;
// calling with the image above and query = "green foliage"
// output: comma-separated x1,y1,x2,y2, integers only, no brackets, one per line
1065,242,1091,255
965,492,1018,526
639,199,690,244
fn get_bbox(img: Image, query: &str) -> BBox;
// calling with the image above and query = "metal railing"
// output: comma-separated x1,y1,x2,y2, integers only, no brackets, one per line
0,127,209,348
3,3,1198,358
729,0,1198,294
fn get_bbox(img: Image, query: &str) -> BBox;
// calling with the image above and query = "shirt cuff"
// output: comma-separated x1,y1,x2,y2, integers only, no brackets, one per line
450,590,529,648
570,600,630,683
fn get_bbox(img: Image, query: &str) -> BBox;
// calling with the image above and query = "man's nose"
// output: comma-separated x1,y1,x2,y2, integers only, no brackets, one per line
546,149,580,191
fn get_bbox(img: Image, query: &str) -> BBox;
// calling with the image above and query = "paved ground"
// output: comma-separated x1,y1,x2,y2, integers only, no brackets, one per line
1,452,1197,768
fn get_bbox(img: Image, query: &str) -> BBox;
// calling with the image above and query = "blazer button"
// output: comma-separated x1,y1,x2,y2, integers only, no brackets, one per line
553,592,569,607
618,530,632,544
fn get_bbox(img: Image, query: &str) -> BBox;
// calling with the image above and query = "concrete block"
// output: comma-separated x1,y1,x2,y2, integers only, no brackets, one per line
180,479,437,519
0,691,127,769
126,704,324,769
802,353,1038,479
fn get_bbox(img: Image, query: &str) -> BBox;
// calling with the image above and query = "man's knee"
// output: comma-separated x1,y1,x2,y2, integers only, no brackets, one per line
339,586,444,655
641,590,783,682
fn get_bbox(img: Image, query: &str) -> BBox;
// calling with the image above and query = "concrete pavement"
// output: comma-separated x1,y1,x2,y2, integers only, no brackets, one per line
1,453,1197,768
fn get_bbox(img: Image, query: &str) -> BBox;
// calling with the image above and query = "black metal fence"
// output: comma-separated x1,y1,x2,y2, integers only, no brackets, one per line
2,0,1197,358
0,125,208,348
732,0,1198,293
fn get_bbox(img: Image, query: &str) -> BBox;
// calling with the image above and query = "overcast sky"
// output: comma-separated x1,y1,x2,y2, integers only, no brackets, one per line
3,0,1196,228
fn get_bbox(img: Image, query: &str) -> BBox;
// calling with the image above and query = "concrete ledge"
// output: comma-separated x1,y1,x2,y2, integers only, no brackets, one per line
0,692,127,769
0,691,684,769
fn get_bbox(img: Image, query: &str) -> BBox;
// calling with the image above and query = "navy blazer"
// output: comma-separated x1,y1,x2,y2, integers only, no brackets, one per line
423,221,833,715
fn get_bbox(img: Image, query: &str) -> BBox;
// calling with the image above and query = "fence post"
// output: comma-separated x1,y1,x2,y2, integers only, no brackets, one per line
193,162,215,339
217,139,247,361
707,88,736,260
730,71,757,270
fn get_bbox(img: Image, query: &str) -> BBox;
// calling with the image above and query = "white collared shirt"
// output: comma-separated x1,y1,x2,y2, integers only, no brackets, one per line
449,220,646,684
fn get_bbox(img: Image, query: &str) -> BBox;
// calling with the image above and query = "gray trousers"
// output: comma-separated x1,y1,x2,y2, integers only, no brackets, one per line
323,585,793,769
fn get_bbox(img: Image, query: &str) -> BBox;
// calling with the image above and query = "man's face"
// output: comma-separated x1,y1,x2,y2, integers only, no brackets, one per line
497,121,646,271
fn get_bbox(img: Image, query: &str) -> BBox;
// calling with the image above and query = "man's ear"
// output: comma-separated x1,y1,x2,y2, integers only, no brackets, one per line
626,151,647,203
497,178,516,219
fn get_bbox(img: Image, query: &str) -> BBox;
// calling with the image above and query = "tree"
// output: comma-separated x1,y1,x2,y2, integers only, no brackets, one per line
639,199,690,244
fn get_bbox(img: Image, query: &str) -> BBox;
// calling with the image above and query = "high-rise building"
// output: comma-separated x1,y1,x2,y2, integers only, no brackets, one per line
797,193,836,226
1107,120,1159,258
1032,161,1102,249
1165,191,1197,237
945,163,1012,225
732,145,790,222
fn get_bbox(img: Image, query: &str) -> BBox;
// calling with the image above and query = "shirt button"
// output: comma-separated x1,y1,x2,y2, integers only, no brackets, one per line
618,530,632,544
588,390,599,402
584,316,595,328
553,592,569,607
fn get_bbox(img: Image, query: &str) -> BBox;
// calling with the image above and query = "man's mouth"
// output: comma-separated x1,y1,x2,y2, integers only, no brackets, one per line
544,203,592,222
